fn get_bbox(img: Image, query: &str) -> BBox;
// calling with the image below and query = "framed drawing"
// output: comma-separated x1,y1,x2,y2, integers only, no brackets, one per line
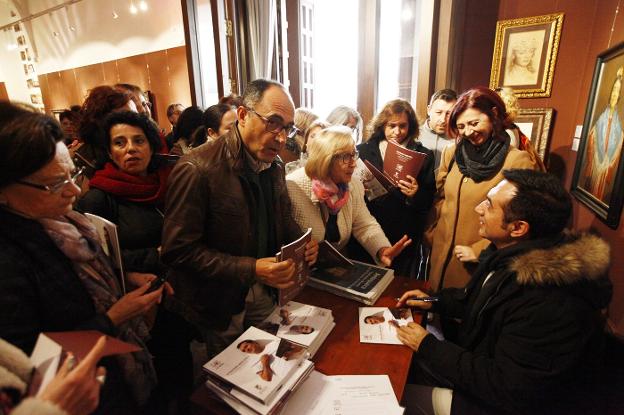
515,107,554,162
571,42,624,229
489,13,564,98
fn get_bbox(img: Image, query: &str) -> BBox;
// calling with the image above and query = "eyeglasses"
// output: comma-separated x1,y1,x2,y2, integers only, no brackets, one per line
247,108,298,138
16,167,85,194
333,151,359,164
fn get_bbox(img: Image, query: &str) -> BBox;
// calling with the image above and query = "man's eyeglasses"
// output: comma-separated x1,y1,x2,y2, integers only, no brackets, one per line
247,108,299,139
333,151,359,164
16,167,85,194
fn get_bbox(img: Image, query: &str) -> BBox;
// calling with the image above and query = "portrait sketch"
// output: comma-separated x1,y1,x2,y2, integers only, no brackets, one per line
489,13,564,98
572,42,624,229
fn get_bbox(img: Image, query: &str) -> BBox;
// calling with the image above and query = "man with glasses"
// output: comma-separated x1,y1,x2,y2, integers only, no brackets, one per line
162,79,318,356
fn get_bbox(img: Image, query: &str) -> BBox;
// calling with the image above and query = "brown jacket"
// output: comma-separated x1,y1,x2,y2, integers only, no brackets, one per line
161,127,302,331
426,144,536,291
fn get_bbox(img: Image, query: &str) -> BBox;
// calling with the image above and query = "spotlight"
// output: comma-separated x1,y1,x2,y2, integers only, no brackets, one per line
112,10,119,19
139,1,148,11
129,3,138,14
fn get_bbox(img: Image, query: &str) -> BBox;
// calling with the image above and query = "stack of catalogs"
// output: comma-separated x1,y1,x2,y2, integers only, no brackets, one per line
203,326,315,415
309,241,395,305
256,301,335,358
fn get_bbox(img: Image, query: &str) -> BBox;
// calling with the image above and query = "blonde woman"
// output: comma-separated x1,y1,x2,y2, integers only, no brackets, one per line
286,126,410,266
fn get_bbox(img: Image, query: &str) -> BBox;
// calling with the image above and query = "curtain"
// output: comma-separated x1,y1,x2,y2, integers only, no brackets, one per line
246,0,277,80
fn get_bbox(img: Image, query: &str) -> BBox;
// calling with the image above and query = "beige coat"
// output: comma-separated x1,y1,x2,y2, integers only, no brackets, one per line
426,144,536,291
286,167,390,260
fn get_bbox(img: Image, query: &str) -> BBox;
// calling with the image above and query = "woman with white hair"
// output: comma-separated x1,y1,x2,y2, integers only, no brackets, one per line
286,126,410,266
327,105,364,144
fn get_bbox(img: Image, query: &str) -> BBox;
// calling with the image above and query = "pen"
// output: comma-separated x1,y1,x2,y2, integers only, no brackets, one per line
395,296,440,303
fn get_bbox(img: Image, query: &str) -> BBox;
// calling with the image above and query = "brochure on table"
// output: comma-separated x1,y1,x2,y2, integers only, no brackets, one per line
359,307,414,345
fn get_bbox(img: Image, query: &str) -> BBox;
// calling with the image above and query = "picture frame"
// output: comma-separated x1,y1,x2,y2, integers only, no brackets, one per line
489,13,564,98
515,107,554,162
571,42,624,229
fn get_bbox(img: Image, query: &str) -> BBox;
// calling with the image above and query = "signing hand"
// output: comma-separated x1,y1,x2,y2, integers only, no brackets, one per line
377,235,412,267
396,322,430,352
398,175,419,198
106,282,164,327
454,245,477,262
40,336,107,415
304,239,319,266
396,289,434,310
255,257,296,289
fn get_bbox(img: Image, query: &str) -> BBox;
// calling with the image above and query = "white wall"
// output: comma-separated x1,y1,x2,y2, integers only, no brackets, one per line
0,0,185,101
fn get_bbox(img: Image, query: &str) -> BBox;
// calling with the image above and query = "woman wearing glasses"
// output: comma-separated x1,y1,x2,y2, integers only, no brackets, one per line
357,99,436,278
286,126,410,267
77,110,193,412
0,102,163,413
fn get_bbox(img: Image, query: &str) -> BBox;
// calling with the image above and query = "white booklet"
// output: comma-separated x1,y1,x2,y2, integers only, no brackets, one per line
359,307,414,345
203,326,306,404
84,212,126,293
354,158,388,201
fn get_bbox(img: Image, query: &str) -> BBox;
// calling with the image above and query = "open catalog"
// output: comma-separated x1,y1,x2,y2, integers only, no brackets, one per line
256,301,335,357
203,326,310,405
309,241,394,305
359,307,414,345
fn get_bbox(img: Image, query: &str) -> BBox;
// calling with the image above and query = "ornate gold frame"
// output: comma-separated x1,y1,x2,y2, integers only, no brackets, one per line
515,107,554,161
489,13,564,98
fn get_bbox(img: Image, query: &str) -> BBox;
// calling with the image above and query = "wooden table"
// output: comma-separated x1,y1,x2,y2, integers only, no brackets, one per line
191,276,424,414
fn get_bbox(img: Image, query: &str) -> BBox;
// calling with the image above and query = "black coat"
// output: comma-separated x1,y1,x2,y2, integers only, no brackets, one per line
418,233,613,415
77,188,165,276
356,135,435,276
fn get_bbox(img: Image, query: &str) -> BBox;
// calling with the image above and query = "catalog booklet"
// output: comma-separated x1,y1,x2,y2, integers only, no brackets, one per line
203,326,307,404
310,241,394,305
359,307,414,345
85,212,126,293
383,140,427,185
354,158,388,201
277,228,312,306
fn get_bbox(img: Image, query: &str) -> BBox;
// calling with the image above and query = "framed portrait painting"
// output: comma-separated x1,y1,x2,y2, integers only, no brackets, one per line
489,13,564,98
571,42,624,229
515,107,554,162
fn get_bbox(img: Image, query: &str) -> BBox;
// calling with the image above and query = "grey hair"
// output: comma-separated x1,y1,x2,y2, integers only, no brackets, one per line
242,79,286,108
327,105,363,143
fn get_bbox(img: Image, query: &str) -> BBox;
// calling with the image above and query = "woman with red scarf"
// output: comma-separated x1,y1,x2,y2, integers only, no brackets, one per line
77,111,193,414
286,126,411,267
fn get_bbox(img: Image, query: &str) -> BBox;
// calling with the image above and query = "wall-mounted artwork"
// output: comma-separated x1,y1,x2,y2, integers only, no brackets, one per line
515,107,554,162
571,42,624,229
489,13,564,98
17,35,25,46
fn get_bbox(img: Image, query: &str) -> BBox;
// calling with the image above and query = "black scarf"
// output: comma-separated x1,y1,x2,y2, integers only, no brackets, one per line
455,134,510,182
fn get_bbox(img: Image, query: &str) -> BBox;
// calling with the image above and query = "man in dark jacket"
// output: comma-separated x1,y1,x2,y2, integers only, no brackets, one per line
161,79,318,355
396,169,612,415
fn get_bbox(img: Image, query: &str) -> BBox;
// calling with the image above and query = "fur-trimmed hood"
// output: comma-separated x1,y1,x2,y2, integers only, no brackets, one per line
510,233,610,287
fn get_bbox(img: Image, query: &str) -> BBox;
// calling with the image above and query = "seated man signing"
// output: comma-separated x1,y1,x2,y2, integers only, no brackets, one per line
162,79,318,356
396,169,612,415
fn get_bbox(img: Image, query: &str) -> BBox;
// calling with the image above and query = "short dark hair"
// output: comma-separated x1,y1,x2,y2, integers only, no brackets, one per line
100,111,162,171
0,102,64,188
203,103,235,132
366,99,419,143
502,169,572,239
242,79,286,109
429,88,458,105
174,106,204,146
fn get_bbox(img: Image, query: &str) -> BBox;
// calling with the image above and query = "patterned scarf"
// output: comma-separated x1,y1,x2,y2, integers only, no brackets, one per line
88,162,171,206
37,210,156,405
311,179,350,215
455,134,510,182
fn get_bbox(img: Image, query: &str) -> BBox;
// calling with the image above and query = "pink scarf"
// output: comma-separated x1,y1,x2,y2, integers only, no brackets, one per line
311,179,350,215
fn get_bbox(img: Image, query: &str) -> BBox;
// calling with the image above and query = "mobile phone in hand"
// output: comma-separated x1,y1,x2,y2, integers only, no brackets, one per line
145,277,166,294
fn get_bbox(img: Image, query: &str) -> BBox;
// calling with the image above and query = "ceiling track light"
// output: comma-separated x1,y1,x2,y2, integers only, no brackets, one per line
139,0,148,12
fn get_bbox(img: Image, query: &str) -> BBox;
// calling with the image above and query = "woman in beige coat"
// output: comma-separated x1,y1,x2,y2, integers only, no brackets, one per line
426,87,537,291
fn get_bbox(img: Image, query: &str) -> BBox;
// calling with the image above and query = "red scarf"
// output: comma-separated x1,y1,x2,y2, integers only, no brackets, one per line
89,162,171,205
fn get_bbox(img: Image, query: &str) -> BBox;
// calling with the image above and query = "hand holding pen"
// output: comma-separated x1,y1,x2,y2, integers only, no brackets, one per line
395,289,437,310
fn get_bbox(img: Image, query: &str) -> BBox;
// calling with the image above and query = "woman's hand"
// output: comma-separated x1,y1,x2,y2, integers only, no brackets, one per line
39,336,107,415
398,175,419,198
106,282,164,327
396,322,430,352
396,289,434,310
377,235,412,267
454,245,477,262
126,271,174,296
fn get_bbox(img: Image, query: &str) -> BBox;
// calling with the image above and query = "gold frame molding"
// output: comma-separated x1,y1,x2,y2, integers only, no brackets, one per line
489,13,564,98
515,107,554,162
